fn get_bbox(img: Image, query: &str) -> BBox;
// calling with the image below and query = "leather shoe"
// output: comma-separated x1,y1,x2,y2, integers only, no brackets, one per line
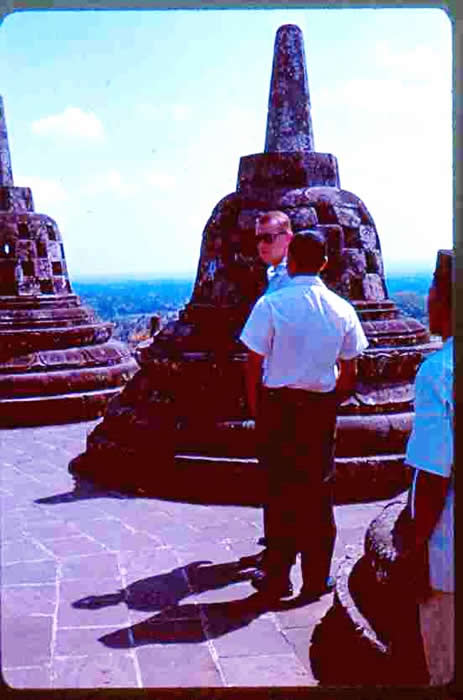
251,569,293,599
298,576,335,603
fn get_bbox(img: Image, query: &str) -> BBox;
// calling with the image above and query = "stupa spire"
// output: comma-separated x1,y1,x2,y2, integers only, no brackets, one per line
0,96,14,186
265,24,315,153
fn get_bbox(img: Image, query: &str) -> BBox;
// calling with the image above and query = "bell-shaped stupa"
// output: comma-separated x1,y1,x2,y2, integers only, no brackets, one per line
70,26,438,501
0,97,138,425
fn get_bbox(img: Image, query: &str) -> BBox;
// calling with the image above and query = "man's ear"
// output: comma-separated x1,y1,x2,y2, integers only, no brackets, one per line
320,256,328,272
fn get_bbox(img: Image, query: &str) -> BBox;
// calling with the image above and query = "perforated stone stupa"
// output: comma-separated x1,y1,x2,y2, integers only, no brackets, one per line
0,97,138,425
70,25,438,499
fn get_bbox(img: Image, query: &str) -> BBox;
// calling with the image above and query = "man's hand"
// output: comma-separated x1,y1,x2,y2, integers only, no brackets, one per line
335,358,357,401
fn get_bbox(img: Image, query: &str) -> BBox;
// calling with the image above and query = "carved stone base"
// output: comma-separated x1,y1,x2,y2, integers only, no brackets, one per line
0,295,138,426
310,498,429,685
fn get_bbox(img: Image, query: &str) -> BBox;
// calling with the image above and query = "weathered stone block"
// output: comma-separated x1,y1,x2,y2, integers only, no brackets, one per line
237,209,264,232
314,200,338,225
344,227,361,247
53,276,68,294
315,224,344,257
276,187,313,208
237,152,340,191
47,241,61,260
363,274,386,301
284,205,318,230
359,225,377,249
365,249,383,275
0,187,34,212
35,258,51,279
15,239,36,258
343,248,367,276
333,206,361,228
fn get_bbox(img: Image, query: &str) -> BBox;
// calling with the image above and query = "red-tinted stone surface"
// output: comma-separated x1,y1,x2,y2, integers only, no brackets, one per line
0,97,138,426
1,420,396,688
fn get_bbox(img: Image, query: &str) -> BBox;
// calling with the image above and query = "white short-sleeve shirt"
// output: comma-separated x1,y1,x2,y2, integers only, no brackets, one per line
406,337,454,592
240,275,368,392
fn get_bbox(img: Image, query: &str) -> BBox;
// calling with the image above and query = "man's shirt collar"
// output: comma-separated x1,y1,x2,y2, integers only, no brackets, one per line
267,258,287,278
287,274,323,286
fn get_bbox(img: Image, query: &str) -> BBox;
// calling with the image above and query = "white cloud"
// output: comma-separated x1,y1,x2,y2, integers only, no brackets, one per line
31,107,105,143
145,170,176,191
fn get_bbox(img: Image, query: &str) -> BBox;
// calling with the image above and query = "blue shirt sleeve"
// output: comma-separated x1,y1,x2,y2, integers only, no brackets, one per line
406,357,453,477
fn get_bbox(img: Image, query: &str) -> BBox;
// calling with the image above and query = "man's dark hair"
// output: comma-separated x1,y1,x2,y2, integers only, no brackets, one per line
434,249,453,309
288,230,327,273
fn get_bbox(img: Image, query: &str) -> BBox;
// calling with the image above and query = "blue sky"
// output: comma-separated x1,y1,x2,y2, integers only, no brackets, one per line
0,7,452,280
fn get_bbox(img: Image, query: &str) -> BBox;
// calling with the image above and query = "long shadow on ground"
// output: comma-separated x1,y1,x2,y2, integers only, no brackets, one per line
38,462,267,507
71,559,306,649
73,560,253,613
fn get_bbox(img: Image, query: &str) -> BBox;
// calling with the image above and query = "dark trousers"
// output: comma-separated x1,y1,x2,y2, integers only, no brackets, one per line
257,387,338,586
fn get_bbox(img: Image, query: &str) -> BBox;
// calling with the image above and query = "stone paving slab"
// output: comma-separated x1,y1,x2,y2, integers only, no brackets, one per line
1,420,396,689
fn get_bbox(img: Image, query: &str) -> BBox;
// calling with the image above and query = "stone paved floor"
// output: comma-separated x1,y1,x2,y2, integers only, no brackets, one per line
1,421,394,689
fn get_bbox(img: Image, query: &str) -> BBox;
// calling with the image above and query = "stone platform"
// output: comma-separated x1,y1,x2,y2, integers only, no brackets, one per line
2,420,397,689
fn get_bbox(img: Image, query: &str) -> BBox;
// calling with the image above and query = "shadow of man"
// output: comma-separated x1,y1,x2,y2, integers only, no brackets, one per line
73,560,255,614
72,559,306,650
35,478,137,505
98,595,268,649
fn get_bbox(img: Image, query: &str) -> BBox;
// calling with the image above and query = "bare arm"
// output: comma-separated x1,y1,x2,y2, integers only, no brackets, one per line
408,470,450,550
245,350,264,418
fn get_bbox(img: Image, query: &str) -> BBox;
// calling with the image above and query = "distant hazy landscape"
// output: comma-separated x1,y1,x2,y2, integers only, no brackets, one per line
73,269,430,349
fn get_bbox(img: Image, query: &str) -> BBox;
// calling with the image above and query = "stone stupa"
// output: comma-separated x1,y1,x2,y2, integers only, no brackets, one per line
70,25,438,501
0,97,138,425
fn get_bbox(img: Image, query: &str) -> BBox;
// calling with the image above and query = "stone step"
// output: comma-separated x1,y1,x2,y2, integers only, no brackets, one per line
0,357,136,397
0,386,123,426
0,323,113,354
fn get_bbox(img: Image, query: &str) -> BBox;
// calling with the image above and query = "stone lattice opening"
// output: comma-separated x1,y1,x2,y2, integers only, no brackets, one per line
46,224,57,241
22,260,34,276
39,279,54,294
17,222,30,238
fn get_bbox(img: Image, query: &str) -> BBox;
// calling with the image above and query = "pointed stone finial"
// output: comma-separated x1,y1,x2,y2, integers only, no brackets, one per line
0,96,14,186
265,24,314,153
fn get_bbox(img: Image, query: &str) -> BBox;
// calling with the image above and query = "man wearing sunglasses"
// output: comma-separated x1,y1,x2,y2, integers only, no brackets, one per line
255,210,293,293
237,211,293,570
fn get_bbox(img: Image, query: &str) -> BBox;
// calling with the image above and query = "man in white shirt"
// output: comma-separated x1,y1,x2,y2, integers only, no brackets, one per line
240,230,368,601
399,249,454,685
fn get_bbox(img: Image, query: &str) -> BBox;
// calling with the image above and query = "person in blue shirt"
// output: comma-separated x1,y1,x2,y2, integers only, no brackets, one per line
238,211,293,569
398,249,454,685
255,210,293,293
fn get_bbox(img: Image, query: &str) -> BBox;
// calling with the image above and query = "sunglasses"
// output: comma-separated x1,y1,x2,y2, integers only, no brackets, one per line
255,232,287,244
